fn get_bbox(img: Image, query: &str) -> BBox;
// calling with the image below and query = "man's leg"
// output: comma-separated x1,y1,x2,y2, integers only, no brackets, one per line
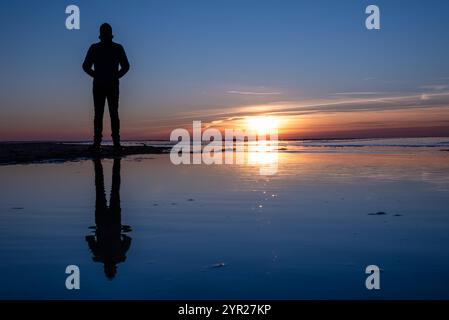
93,86,106,146
93,158,107,224
107,86,120,147
110,158,121,222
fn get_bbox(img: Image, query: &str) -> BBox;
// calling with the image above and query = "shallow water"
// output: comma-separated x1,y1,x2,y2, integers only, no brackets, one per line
1,141,449,299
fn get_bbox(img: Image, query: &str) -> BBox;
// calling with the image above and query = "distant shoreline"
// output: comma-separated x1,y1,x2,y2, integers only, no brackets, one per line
1,136,449,144
1,139,448,166
0,142,170,166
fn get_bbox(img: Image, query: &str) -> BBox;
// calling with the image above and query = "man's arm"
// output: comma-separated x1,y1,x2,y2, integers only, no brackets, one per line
117,45,130,79
82,45,96,78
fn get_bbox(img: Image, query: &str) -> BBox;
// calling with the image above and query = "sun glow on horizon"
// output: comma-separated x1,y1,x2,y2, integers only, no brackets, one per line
246,116,281,137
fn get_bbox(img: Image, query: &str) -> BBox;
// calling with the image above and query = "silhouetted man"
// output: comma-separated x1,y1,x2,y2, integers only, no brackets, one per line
86,158,132,279
83,23,130,151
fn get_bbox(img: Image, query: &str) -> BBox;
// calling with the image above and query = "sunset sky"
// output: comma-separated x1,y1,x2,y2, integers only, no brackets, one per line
1,0,449,141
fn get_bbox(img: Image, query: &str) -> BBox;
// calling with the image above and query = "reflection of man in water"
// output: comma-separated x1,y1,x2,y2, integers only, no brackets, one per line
82,23,130,151
86,158,132,279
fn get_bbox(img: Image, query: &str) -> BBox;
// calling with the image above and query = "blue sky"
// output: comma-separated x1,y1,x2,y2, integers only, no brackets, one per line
1,0,449,139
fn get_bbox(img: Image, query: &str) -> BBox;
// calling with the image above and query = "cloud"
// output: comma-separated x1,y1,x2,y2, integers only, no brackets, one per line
420,84,449,91
264,92,449,117
123,89,449,141
226,90,283,96
334,92,382,96
145,90,449,132
421,94,430,101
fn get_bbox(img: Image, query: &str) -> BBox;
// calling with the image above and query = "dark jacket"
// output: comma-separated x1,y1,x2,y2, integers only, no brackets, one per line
83,41,130,87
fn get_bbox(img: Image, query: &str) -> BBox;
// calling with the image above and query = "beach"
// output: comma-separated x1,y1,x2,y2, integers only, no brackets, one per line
0,142,170,165
0,138,449,299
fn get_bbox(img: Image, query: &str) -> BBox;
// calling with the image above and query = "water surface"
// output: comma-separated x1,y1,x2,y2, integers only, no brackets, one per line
1,138,449,299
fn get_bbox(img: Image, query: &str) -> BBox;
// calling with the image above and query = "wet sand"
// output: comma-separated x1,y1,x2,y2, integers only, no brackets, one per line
0,142,170,165
1,139,449,299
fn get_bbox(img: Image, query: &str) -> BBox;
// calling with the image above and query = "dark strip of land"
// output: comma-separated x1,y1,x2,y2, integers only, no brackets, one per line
0,143,170,165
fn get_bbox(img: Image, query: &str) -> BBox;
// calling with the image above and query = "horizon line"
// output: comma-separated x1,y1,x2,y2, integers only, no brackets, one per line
1,135,449,144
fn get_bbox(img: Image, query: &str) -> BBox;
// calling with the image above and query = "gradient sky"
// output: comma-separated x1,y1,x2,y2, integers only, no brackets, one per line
1,0,449,140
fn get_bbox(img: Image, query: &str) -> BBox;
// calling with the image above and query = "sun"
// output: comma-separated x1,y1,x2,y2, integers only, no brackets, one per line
246,116,280,136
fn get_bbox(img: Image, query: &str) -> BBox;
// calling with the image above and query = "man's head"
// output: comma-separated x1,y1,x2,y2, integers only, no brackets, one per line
99,23,113,41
